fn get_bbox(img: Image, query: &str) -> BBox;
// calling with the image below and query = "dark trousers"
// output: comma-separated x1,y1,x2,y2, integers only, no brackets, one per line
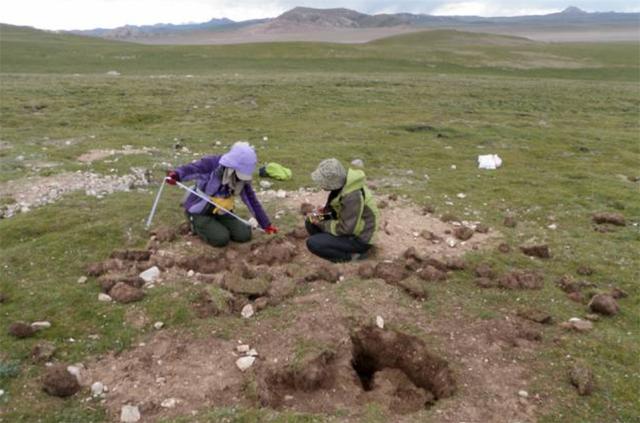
189,213,251,247
305,220,371,263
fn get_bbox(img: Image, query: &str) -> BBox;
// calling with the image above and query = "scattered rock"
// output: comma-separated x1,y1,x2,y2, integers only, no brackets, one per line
588,294,619,316
503,216,517,228
475,223,489,234
377,200,388,209
570,363,594,396
161,398,178,408
91,381,105,397
139,266,160,283
241,304,255,319
8,321,36,338
109,282,145,304
31,321,52,331
42,364,80,398
120,405,141,423
236,356,256,372
31,341,57,363
260,180,272,189
98,293,112,302
420,230,442,243
376,316,385,329
153,321,164,330
237,344,251,353
517,309,552,324
520,244,551,259
453,226,474,241
592,212,625,226
518,390,529,398
576,265,594,276
474,263,495,279
446,238,457,248
77,276,88,284
497,243,511,253
351,159,364,168
498,270,544,290
561,318,593,332
584,313,600,321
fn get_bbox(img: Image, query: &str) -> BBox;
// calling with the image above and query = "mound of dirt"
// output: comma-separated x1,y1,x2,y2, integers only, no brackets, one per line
367,368,435,414
98,274,145,293
8,322,36,338
223,273,271,297
474,263,495,279
109,282,145,303
42,364,81,397
151,226,179,242
305,264,341,283
397,278,429,300
351,326,455,399
517,309,552,325
497,243,511,253
357,263,376,279
454,226,474,241
498,270,544,290
192,289,233,318
417,266,446,282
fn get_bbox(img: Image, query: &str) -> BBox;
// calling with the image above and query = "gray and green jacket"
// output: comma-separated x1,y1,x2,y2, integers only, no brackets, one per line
319,168,379,244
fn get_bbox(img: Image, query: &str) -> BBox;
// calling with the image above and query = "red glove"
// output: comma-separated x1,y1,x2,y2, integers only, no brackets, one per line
165,170,179,185
265,225,278,234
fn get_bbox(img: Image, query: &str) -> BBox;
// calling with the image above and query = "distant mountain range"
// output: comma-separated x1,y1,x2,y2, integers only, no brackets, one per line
69,6,640,40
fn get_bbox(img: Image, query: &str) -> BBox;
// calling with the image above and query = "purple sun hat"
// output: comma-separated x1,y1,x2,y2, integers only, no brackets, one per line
219,141,257,180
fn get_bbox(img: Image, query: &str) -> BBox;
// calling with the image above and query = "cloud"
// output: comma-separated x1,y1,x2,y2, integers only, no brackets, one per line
430,1,561,16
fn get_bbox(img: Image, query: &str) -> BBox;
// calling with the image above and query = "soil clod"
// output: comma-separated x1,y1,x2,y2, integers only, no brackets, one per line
517,309,553,324
300,202,314,215
151,226,178,242
592,212,625,226
610,287,628,299
358,263,376,279
520,244,551,259
498,270,544,290
475,223,490,234
474,263,495,279
351,326,455,400
42,364,81,397
588,294,619,316
576,265,594,276
570,363,594,396
417,266,446,282
374,261,409,284
503,216,517,228
110,249,152,262
453,226,474,241
8,321,36,338
497,243,511,253
32,341,57,363
440,213,460,223
109,282,145,304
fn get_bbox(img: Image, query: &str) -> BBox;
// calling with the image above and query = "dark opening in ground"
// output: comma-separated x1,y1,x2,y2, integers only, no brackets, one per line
351,350,377,391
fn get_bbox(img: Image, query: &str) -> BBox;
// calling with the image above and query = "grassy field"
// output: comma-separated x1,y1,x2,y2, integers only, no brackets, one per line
0,24,639,422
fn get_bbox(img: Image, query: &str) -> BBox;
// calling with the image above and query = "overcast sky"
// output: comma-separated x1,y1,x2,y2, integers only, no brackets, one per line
1,0,638,30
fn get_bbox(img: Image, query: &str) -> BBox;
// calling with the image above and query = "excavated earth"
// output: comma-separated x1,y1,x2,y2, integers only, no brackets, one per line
81,193,548,422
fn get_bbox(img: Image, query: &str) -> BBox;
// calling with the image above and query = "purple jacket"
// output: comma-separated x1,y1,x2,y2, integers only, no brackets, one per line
175,155,271,229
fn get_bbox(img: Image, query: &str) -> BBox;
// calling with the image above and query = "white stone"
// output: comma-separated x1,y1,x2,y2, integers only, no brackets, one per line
446,238,458,248
187,270,195,277
153,321,164,330
161,398,178,408
139,266,160,283
351,159,364,168
548,223,557,230
215,141,221,146
518,390,529,398
284,395,294,401
263,136,269,141
77,276,88,284
259,180,272,189
451,165,457,170
31,321,51,330
457,193,467,199
0,389,4,397
67,365,83,383
246,349,258,357
120,405,141,422
275,189,287,199
376,315,384,329
107,70,120,76
91,381,105,397
98,293,112,302
236,344,250,353
241,304,254,319
236,356,256,371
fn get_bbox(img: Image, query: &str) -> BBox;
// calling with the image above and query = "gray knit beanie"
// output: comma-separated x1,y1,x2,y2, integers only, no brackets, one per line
311,158,347,190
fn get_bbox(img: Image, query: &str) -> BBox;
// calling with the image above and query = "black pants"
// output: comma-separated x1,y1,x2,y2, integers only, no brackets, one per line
305,220,371,263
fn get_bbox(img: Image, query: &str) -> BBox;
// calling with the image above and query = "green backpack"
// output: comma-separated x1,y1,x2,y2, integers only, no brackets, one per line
259,162,292,181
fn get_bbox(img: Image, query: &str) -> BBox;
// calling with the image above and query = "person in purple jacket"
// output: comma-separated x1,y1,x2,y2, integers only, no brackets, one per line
165,141,278,247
